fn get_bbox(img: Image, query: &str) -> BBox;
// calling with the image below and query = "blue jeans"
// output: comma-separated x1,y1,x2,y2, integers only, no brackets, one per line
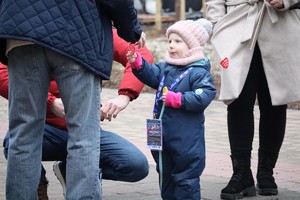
7,44,101,199
3,125,149,182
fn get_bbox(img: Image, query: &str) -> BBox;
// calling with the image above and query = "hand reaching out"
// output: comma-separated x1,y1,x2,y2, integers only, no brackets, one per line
126,31,146,62
126,50,138,64
137,31,146,48
126,51,143,70
51,98,65,118
100,95,130,121
127,31,145,64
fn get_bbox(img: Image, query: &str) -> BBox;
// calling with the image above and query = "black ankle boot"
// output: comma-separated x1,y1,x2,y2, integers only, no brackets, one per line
220,155,256,199
256,152,279,195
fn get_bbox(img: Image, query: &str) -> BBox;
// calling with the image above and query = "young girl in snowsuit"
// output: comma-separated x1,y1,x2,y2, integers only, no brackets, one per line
127,19,216,200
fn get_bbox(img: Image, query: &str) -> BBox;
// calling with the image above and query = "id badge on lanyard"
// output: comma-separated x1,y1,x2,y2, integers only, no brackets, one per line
146,67,193,151
146,119,163,151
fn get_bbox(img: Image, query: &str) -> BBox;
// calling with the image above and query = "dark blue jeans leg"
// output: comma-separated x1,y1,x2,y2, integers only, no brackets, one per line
3,126,149,183
43,127,149,182
100,129,149,182
42,124,68,161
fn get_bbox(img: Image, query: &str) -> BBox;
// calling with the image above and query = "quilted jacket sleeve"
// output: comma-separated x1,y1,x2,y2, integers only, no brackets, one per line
99,0,142,43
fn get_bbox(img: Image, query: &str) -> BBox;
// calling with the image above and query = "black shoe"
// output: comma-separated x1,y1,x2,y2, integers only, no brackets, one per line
221,175,256,199
220,155,256,199
256,174,278,195
257,152,279,195
256,182,278,195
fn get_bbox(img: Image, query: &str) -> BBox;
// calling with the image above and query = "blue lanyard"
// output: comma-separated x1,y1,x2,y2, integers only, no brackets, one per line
153,67,193,118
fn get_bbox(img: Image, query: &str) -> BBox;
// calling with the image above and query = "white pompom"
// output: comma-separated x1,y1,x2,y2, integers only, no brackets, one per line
197,18,213,37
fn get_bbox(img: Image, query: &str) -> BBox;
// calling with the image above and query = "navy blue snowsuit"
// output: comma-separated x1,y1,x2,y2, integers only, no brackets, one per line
133,58,216,199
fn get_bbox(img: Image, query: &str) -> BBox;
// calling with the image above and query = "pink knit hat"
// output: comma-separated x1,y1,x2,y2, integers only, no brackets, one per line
166,18,212,49
165,18,213,66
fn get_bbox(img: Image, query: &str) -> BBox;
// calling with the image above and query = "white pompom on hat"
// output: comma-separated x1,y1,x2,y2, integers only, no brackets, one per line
166,18,213,49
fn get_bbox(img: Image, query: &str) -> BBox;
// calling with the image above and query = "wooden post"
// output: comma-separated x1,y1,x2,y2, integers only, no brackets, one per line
175,0,186,21
202,0,207,18
155,0,162,31
180,0,186,20
175,0,180,21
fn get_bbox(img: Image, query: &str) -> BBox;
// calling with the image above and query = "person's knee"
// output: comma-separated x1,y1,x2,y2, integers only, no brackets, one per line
130,156,149,182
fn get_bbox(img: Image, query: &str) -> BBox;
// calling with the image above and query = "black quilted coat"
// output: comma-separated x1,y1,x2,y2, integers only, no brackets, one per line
0,0,142,79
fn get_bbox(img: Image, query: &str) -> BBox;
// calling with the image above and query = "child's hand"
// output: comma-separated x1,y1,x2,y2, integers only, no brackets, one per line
126,51,137,64
127,52,143,70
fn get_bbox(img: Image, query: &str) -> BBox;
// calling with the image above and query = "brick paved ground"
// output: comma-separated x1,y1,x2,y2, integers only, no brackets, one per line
0,88,299,199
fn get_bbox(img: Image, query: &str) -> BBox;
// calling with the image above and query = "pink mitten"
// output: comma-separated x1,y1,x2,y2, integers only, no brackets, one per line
131,52,143,70
165,91,182,108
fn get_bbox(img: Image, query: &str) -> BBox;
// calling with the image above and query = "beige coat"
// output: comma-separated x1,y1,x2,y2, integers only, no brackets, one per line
206,0,300,105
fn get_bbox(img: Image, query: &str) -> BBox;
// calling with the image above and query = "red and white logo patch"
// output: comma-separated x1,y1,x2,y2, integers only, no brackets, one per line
220,57,229,69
